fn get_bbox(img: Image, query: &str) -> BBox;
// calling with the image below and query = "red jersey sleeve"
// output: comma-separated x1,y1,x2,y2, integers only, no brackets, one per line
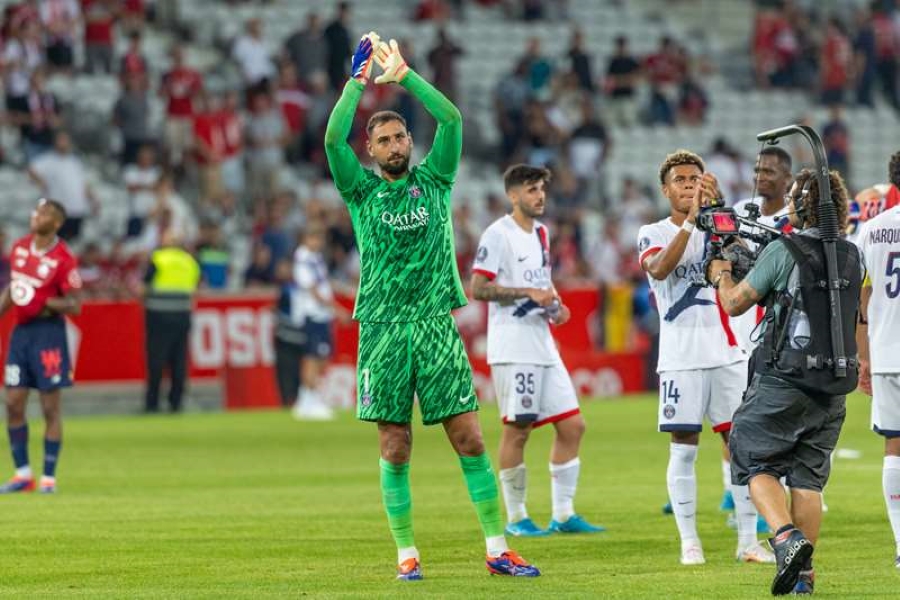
58,254,83,295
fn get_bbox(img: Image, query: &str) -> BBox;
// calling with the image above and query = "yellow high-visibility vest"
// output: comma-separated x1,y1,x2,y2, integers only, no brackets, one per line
149,247,201,294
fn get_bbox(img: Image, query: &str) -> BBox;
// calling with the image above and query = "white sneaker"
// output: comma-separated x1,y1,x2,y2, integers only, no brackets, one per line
292,397,335,421
680,544,705,565
737,540,776,563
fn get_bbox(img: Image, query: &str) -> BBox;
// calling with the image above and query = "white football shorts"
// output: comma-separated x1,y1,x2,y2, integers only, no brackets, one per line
872,373,900,438
658,360,748,433
492,361,579,427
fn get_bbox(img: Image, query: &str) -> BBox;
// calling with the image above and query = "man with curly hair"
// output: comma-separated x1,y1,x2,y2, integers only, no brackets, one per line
712,169,862,595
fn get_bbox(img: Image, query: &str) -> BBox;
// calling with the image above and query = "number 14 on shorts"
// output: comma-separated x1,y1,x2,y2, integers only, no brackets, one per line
661,379,680,421
661,380,681,404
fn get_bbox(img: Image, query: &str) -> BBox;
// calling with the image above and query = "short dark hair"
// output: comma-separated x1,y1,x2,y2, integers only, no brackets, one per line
41,198,67,222
758,146,792,173
889,150,900,188
658,149,705,185
367,111,407,137
503,164,552,191
789,168,849,230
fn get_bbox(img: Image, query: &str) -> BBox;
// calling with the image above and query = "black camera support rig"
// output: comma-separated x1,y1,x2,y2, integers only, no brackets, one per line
756,124,849,380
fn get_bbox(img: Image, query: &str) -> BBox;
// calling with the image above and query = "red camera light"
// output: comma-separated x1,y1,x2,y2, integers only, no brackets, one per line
712,213,738,233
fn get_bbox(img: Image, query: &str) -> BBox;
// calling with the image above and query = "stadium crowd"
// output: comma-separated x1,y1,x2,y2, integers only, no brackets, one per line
0,0,894,350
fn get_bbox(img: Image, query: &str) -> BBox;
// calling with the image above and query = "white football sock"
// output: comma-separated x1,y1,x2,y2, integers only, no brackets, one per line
485,535,509,558
731,482,759,550
15,465,32,479
668,443,699,546
398,546,419,563
550,457,580,523
883,456,900,552
300,386,314,405
722,458,732,493
294,387,306,408
499,464,528,523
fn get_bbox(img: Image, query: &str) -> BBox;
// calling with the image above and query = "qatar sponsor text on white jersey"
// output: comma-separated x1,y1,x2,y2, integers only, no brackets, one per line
473,215,560,365
637,218,746,372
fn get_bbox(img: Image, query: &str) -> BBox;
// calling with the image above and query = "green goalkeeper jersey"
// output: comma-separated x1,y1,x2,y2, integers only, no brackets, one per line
324,72,467,323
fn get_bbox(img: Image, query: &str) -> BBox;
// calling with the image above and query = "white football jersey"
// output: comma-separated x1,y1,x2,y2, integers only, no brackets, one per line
731,197,792,351
473,215,560,365
857,205,900,373
637,218,746,372
291,245,334,323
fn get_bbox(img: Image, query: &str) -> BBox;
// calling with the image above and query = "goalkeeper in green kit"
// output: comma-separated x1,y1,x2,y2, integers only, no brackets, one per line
325,33,540,580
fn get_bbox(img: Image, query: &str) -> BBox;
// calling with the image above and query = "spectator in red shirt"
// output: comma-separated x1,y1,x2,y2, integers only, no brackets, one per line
193,91,226,201
644,36,686,119
872,3,899,110
820,17,852,107
160,44,203,169
82,0,117,74
753,6,799,88
644,36,686,89
119,30,148,85
412,0,450,21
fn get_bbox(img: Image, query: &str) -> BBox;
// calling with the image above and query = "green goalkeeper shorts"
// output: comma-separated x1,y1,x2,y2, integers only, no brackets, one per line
356,313,479,425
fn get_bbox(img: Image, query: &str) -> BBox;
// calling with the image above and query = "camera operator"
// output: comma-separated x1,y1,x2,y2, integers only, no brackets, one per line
710,168,862,596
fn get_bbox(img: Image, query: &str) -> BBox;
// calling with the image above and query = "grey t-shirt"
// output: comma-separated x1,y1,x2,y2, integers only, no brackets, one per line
746,231,811,350
246,109,285,167
745,229,863,350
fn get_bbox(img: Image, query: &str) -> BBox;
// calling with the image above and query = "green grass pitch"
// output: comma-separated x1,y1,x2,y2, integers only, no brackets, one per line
0,392,896,598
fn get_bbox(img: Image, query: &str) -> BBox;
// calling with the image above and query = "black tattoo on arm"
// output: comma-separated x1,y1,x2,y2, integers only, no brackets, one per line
471,275,530,305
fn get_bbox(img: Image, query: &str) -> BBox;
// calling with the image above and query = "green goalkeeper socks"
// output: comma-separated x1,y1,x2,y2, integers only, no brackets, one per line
459,453,505,539
379,458,415,549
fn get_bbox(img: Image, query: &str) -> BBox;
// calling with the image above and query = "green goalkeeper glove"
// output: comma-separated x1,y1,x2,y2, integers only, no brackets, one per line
374,39,410,84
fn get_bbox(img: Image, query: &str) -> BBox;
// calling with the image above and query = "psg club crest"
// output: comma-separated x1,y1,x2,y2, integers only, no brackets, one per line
521,396,533,409
639,237,651,252
408,185,422,199
663,404,676,420
476,245,488,263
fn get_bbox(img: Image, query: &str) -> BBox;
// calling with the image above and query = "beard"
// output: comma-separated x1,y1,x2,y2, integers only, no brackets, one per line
380,154,410,176
521,204,544,218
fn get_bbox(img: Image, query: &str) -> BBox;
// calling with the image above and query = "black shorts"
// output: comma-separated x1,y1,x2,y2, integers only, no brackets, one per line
730,373,846,492
46,40,74,67
5,317,73,391
300,319,333,359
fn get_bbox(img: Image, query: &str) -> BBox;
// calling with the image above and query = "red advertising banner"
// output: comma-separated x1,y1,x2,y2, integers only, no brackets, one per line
0,289,646,408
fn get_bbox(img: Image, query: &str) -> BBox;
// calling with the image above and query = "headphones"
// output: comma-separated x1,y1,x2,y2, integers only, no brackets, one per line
792,175,815,226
